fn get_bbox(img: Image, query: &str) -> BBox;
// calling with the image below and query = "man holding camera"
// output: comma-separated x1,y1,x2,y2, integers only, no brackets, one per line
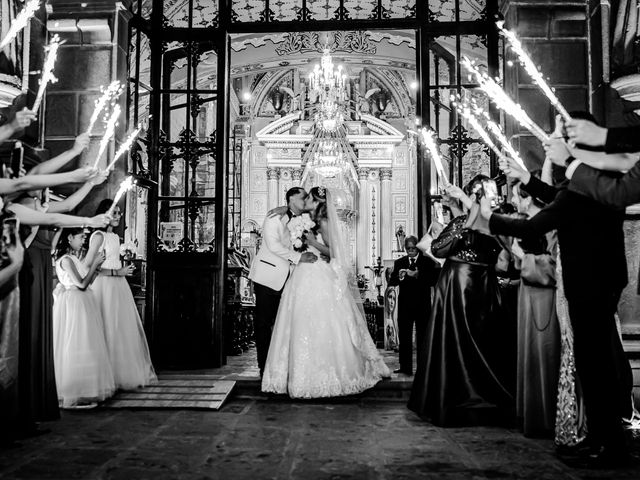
387,236,440,376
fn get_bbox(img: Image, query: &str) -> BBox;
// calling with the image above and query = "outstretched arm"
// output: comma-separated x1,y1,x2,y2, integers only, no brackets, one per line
0,168,95,195
48,171,108,213
6,203,109,228
568,161,640,208
28,134,90,175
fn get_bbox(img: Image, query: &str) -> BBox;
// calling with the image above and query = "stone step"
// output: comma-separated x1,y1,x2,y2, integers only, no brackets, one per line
230,377,413,401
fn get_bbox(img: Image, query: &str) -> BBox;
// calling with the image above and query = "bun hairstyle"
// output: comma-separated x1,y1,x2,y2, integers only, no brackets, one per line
309,186,328,225
463,173,491,201
54,227,85,260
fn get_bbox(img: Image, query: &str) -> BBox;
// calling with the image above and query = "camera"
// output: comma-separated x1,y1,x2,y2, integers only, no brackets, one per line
2,218,19,247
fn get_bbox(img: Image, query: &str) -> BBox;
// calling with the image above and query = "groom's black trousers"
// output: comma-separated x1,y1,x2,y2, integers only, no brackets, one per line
253,283,283,375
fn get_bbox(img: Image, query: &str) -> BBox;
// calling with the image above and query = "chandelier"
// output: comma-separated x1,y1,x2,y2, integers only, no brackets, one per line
302,48,358,183
308,48,348,130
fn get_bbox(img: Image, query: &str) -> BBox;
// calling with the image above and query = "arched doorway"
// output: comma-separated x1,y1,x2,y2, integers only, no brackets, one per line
126,0,501,369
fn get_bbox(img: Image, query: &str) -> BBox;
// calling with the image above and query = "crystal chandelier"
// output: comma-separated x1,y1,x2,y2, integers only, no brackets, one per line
308,48,348,130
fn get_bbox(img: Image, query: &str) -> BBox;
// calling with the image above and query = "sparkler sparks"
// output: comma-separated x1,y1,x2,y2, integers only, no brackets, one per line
92,105,121,169
86,81,123,135
107,176,134,217
32,34,62,114
420,128,448,185
105,126,142,172
0,0,40,49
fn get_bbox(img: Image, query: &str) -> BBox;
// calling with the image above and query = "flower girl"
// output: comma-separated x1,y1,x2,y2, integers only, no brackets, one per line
53,228,115,408
83,200,156,389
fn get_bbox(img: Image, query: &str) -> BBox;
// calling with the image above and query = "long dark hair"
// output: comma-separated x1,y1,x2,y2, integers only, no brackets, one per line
309,186,327,221
463,174,491,201
309,186,327,233
54,227,85,260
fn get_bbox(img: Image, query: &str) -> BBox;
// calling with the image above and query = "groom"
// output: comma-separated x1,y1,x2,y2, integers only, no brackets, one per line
249,187,318,377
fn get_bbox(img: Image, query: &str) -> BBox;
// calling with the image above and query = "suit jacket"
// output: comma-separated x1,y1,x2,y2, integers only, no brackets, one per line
388,253,440,310
569,161,640,208
604,126,640,154
248,214,301,291
489,176,628,302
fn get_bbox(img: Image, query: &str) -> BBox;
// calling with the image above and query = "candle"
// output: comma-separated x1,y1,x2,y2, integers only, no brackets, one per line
0,0,40,49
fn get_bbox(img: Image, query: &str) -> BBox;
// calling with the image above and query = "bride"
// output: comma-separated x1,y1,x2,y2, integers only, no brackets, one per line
261,186,390,398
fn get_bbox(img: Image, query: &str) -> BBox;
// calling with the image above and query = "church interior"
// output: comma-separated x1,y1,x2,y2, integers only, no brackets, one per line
2,0,640,477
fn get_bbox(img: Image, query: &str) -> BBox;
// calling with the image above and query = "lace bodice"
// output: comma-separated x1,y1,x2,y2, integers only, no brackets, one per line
306,233,325,257
56,255,88,289
92,231,122,269
431,215,501,265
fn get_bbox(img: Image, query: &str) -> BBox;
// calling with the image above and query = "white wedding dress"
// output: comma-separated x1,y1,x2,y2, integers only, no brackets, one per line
261,233,390,398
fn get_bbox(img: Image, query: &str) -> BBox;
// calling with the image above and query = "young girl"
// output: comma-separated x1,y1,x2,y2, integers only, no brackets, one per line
83,200,156,389
53,228,115,408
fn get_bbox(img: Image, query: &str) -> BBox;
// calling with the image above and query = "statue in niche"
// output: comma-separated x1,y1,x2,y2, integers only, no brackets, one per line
395,225,406,252
354,87,378,119
279,86,302,113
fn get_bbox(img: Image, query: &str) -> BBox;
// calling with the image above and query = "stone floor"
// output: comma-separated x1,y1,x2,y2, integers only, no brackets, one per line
1,396,639,479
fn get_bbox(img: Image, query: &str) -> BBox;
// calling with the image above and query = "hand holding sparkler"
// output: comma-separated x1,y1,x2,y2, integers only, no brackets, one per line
32,35,62,114
565,118,608,148
71,133,90,155
498,155,530,184
0,0,40,49
10,108,36,131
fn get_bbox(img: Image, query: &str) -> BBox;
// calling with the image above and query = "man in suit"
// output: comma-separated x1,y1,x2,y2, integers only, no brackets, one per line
249,187,317,377
562,118,640,207
387,236,440,376
479,140,632,467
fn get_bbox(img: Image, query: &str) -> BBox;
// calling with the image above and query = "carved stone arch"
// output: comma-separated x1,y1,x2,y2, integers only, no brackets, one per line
252,68,296,117
241,219,260,233
362,67,411,118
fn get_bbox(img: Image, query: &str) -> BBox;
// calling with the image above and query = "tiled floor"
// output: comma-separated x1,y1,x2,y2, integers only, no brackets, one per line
162,347,408,381
1,397,639,479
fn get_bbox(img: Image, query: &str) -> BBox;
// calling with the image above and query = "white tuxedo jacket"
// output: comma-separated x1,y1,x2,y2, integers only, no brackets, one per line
249,214,302,291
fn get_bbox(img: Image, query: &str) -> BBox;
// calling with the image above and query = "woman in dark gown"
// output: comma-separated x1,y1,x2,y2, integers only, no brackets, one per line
408,175,514,426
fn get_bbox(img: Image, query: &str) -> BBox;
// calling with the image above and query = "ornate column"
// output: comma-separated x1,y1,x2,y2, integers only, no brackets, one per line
267,167,280,210
356,167,370,273
291,167,303,187
369,169,380,266
380,168,393,261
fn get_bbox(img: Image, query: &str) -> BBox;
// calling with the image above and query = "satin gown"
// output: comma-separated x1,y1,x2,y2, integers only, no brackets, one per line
90,231,156,389
18,228,60,422
261,236,390,398
515,231,561,437
53,255,115,407
408,215,514,426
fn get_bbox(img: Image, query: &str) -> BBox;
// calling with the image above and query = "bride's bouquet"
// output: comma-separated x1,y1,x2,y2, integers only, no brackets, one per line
288,213,315,252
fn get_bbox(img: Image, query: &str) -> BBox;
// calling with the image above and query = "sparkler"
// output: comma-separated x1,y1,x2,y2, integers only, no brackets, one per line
450,95,503,159
497,22,572,123
31,34,62,114
420,128,448,185
106,176,134,217
461,57,549,142
92,105,121,169
0,0,40,49
105,126,141,172
85,81,123,135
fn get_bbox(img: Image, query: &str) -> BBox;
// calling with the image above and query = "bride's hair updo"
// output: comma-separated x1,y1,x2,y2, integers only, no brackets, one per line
309,186,328,223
